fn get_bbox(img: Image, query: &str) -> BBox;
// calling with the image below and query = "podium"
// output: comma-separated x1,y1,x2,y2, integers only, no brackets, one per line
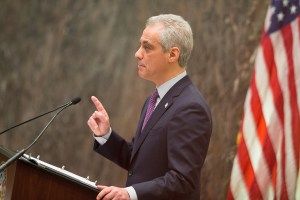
0,146,99,200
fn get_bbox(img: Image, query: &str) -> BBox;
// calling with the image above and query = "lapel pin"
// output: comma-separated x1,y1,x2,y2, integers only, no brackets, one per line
165,102,168,108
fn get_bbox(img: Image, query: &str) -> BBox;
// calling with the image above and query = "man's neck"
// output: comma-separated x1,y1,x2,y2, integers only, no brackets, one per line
155,70,187,101
155,67,186,87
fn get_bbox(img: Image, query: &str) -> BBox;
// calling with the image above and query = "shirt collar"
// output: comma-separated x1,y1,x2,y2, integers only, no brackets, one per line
156,71,187,100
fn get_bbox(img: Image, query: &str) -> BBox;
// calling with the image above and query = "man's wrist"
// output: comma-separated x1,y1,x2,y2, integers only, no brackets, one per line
125,186,138,200
94,127,112,145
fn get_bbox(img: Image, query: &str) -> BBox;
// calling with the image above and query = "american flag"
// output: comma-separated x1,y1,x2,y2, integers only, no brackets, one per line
228,0,300,199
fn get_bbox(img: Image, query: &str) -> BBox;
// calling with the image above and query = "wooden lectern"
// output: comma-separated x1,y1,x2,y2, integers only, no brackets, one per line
0,146,99,200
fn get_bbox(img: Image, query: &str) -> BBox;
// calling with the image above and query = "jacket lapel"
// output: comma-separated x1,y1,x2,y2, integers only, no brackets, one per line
131,76,192,162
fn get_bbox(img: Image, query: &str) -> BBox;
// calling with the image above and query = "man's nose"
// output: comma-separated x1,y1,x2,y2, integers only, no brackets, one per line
135,47,142,60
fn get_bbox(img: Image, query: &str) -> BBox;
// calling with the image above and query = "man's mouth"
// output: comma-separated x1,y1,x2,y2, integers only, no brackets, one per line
138,63,146,68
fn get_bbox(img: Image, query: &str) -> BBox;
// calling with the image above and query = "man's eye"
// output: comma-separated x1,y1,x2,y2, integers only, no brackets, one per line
144,45,151,50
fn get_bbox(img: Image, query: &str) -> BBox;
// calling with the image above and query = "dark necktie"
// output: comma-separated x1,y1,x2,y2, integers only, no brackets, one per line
142,89,159,130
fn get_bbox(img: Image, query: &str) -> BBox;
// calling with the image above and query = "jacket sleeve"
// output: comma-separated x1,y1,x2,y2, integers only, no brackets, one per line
93,130,133,170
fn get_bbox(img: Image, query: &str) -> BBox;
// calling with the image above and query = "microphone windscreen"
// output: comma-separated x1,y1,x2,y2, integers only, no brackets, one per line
71,97,81,105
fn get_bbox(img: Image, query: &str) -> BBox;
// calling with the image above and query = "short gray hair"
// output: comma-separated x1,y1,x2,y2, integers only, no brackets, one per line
146,14,193,67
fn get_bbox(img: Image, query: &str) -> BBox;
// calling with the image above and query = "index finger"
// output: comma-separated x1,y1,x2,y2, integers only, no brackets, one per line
96,185,110,200
97,185,107,190
91,96,105,111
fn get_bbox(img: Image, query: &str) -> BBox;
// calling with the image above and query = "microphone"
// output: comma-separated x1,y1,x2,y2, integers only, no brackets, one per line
0,97,81,172
0,97,81,135
71,97,81,105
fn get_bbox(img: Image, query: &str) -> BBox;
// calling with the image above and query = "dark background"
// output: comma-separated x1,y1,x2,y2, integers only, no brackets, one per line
0,0,268,199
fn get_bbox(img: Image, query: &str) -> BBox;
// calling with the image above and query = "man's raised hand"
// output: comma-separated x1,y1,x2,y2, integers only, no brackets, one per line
87,96,110,136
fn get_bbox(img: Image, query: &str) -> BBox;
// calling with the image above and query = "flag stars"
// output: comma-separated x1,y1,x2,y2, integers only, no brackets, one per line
283,0,289,7
277,12,285,21
268,0,300,34
270,6,277,15
290,5,297,14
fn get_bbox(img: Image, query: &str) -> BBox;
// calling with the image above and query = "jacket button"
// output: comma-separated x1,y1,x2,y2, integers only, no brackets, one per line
128,171,133,176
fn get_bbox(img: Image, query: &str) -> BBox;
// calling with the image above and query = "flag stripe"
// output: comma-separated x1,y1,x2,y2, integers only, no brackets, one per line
261,33,286,199
229,152,250,200
238,136,262,199
270,30,292,200
281,22,300,198
251,65,276,198
238,89,257,193
255,44,278,182
284,21,300,169
294,18,300,114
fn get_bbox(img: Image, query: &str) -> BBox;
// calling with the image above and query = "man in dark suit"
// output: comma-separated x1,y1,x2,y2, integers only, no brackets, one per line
87,14,212,200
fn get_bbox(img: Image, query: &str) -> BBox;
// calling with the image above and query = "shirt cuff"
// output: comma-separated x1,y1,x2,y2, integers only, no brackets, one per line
94,127,112,145
125,186,138,200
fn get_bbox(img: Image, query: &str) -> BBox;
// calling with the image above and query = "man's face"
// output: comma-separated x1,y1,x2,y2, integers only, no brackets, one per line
135,24,170,86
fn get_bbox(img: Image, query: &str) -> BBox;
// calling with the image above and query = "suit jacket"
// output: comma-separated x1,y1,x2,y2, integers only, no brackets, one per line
94,76,212,200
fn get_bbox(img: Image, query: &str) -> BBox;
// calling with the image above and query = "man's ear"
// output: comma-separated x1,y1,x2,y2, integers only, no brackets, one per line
168,47,180,63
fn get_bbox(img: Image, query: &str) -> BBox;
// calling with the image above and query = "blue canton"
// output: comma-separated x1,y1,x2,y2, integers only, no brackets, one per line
267,0,300,34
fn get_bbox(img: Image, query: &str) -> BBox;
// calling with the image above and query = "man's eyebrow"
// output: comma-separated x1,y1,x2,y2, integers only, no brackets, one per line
142,40,153,47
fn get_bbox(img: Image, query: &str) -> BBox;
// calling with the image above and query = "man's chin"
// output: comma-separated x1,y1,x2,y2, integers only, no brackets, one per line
137,71,150,81
137,72,145,79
